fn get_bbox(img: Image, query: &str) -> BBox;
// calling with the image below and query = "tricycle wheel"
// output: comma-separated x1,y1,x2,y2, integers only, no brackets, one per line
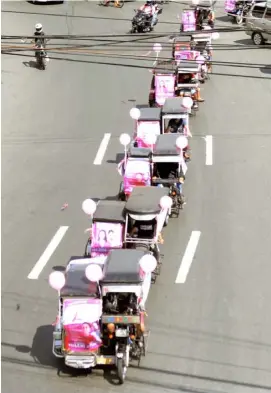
117,358,127,384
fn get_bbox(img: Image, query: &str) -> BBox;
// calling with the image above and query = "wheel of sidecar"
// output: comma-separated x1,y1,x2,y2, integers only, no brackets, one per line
236,14,243,25
252,32,264,46
117,358,127,384
164,214,169,227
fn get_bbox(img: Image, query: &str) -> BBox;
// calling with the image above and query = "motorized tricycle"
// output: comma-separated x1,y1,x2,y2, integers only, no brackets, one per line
84,200,126,257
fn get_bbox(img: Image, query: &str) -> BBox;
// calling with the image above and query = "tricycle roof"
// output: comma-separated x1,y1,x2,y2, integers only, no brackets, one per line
173,36,191,44
191,33,211,42
153,60,177,74
162,98,188,115
129,147,152,159
101,249,147,284
137,107,161,121
125,186,169,215
61,257,100,297
153,134,179,156
177,61,200,72
93,200,126,223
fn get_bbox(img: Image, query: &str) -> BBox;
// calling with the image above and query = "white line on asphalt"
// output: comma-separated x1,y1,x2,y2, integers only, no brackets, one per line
175,231,201,284
93,133,111,165
27,226,69,280
205,135,213,165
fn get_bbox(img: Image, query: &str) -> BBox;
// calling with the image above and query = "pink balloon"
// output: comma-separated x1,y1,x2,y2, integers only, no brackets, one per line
85,264,103,282
139,254,157,274
49,271,66,291
160,195,173,209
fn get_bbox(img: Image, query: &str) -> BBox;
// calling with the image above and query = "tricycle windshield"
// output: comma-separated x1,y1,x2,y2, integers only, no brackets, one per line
175,50,200,61
182,9,196,31
124,159,151,196
91,222,123,257
62,298,102,353
155,74,176,106
136,120,160,148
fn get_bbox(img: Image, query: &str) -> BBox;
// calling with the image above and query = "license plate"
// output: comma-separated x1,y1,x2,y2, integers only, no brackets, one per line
115,328,128,337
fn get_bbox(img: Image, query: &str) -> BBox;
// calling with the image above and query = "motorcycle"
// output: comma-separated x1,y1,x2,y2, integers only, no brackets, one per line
35,44,48,70
130,8,162,34
232,1,251,24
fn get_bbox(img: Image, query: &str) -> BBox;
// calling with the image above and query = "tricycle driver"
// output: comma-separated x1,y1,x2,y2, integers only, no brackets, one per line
165,118,190,137
152,163,185,205
177,73,204,103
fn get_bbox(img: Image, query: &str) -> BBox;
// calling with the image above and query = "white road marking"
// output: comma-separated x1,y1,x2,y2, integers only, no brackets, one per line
93,133,111,165
205,135,213,165
175,231,201,284
27,226,69,280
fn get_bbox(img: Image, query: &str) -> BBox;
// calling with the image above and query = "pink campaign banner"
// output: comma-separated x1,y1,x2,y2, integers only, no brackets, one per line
91,222,123,257
175,50,200,61
182,10,196,32
63,299,102,353
124,160,151,194
225,0,236,12
155,74,176,106
136,121,160,148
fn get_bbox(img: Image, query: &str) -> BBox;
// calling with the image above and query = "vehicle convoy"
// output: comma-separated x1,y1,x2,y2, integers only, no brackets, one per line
45,5,222,384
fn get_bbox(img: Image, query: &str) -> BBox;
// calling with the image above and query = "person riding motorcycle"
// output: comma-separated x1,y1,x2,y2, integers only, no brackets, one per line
32,23,48,62
139,0,159,29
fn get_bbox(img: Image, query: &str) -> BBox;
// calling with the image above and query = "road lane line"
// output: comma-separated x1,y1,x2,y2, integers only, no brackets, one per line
27,226,69,280
205,135,213,165
93,133,111,165
175,231,201,284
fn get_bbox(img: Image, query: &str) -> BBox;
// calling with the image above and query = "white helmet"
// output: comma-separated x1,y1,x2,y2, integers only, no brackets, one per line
35,23,43,32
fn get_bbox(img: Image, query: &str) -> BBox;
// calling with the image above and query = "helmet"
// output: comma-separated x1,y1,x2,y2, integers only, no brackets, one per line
35,23,43,32
146,0,152,4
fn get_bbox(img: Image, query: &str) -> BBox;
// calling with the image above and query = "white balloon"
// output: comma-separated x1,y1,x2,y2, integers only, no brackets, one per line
181,96,193,110
119,133,131,146
160,195,173,209
153,43,162,53
129,107,141,120
139,254,157,274
136,173,143,181
82,199,97,216
176,135,188,150
49,271,66,291
85,264,103,282
212,32,220,40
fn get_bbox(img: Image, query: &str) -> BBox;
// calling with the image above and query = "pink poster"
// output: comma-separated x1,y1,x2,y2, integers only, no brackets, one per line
182,10,196,32
155,74,176,106
175,50,200,61
225,0,236,12
137,121,160,148
63,299,102,353
91,222,123,257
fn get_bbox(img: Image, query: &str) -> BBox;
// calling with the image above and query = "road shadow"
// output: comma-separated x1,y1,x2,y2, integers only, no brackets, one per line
27,0,64,4
260,66,271,75
22,60,37,68
215,15,231,23
52,265,66,272
107,153,124,164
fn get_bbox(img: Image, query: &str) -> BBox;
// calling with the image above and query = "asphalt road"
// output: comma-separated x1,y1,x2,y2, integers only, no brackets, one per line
2,1,271,393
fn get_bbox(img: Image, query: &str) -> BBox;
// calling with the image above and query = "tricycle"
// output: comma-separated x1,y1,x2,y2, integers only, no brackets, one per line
50,249,157,384
152,134,189,215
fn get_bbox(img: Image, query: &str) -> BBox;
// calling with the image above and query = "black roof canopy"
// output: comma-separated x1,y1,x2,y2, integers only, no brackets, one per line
101,249,146,284
93,200,126,223
153,134,179,156
173,35,192,44
129,147,152,159
61,257,100,297
125,186,169,215
136,107,161,121
162,98,188,115
177,61,199,71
